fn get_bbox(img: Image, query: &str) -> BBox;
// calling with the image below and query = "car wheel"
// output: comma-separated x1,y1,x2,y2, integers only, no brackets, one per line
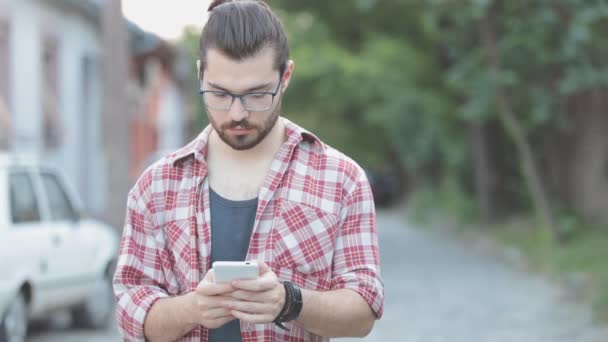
71,273,114,329
0,292,28,342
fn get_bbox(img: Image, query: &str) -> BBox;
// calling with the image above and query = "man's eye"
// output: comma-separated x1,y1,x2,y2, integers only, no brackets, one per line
213,92,230,98
250,94,267,99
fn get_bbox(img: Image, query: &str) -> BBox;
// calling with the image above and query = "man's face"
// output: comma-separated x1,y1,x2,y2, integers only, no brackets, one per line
201,47,292,151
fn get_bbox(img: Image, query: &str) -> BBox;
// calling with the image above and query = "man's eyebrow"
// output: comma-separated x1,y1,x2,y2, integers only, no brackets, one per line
206,81,274,93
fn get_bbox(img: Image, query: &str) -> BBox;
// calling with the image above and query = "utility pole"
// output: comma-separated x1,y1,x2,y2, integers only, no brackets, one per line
101,0,131,230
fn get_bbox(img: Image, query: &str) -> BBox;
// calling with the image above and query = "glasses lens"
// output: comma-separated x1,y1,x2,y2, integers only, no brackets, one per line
204,92,232,109
242,93,273,111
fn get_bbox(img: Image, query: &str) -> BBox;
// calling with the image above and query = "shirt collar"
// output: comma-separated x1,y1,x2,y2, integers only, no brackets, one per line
170,117,323,168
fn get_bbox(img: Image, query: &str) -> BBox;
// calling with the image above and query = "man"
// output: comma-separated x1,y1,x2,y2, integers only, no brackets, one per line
113,1,384,341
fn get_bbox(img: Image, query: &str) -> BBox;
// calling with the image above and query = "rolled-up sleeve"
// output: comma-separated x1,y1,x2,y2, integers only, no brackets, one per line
113,186,168,341
331,169,385,318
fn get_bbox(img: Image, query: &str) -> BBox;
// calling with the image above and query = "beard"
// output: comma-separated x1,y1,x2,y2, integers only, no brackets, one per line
208,97,282,151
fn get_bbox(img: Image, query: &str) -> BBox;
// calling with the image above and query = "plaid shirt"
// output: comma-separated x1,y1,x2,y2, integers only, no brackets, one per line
113,118,384,341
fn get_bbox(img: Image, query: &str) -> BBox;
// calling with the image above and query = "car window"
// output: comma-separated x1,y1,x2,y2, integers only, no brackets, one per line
40,172,76,222
9,172,42,224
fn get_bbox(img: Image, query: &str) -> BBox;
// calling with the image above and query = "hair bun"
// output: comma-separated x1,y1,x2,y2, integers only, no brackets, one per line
208,0,268,12
208,0,232,12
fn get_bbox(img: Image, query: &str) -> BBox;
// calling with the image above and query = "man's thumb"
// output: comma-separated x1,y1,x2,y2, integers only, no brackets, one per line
257,261,270,274
197,269,215,289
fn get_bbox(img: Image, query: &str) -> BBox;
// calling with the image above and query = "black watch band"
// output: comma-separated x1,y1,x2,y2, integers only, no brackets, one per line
274,281,303,331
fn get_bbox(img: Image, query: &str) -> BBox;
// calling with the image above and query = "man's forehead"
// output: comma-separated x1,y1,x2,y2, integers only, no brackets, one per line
202,49,279,92
205,48,276,78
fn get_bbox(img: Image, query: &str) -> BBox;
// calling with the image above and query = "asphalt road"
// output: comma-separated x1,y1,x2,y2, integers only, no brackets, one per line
338,207,608,342
27,206,608,341
26,312,120,342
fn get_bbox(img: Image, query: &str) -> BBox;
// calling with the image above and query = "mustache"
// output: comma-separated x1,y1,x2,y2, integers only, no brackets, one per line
223,120,254,129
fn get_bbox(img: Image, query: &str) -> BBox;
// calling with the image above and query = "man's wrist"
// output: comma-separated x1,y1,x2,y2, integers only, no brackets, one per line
181,292,201,326
274,281,303,330
144,293,199,342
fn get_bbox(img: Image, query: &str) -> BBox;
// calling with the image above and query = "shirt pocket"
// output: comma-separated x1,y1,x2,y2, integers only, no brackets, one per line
273,200,338,278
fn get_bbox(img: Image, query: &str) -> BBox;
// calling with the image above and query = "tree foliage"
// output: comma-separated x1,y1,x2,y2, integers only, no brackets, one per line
179,0,608,227
267,0,608,227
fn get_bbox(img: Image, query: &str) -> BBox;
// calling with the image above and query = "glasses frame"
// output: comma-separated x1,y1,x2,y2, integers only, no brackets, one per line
199,74,284,112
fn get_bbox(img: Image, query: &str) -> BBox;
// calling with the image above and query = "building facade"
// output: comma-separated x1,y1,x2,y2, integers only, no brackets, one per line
0,0,187,228
0,0,106,217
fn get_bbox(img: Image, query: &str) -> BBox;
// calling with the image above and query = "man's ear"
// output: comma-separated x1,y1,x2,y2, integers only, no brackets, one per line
281,60,295,93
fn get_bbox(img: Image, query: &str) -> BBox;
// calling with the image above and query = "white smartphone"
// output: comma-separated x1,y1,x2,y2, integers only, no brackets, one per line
212,261,259,283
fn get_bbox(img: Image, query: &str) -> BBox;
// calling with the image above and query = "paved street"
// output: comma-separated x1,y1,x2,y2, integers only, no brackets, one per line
26,313,120,342
339,207,608,342
28,207,608,341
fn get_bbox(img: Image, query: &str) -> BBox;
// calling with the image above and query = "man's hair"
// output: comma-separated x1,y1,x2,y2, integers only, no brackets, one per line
199,0,289,76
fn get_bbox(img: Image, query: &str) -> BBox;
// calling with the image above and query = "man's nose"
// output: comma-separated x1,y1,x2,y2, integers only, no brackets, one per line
228,97,249,122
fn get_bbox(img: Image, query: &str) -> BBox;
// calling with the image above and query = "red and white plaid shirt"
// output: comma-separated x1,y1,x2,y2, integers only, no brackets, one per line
113,118,384,341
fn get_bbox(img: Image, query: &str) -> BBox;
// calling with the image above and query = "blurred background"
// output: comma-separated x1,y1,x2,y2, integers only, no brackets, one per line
0,0,607,341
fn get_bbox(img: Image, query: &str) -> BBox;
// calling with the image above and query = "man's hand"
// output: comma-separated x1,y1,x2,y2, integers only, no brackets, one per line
189,268,237,329
224,262,285,323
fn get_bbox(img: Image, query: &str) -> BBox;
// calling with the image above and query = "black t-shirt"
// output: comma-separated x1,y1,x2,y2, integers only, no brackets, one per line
208,187,257,342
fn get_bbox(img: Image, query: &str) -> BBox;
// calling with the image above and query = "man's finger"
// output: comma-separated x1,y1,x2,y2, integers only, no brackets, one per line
196,282,235,296
258,261,271,274
202,269,215,282
230,310,272,324
202,306,234,319
204,315,237,329
224,299,269,314
229,290,271,303
232,277,276,292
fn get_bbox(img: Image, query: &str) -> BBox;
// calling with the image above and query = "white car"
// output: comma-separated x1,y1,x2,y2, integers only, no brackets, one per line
0,153,120,342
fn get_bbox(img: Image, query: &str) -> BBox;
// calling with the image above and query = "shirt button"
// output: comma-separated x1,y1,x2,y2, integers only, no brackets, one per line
247,324,252,332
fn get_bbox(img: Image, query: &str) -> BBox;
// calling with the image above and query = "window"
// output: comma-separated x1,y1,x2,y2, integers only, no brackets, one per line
9,172,41,223
40,173,76,222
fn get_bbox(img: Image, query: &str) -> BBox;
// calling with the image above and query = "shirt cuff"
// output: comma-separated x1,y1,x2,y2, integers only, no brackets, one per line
332,275,384,318
116,286,169,342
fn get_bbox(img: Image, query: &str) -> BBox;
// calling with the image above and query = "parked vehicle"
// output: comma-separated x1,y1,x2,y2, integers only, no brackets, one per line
0,153,119,342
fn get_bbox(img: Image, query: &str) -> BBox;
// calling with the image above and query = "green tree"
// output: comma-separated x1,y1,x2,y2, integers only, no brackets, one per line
269,0,608,236
179,1,608,237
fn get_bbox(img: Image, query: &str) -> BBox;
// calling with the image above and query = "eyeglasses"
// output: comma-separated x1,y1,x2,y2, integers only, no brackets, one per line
200,76,283,112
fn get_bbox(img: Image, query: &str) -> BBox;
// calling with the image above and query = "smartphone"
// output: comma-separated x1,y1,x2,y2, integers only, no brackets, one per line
212,261,259,283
